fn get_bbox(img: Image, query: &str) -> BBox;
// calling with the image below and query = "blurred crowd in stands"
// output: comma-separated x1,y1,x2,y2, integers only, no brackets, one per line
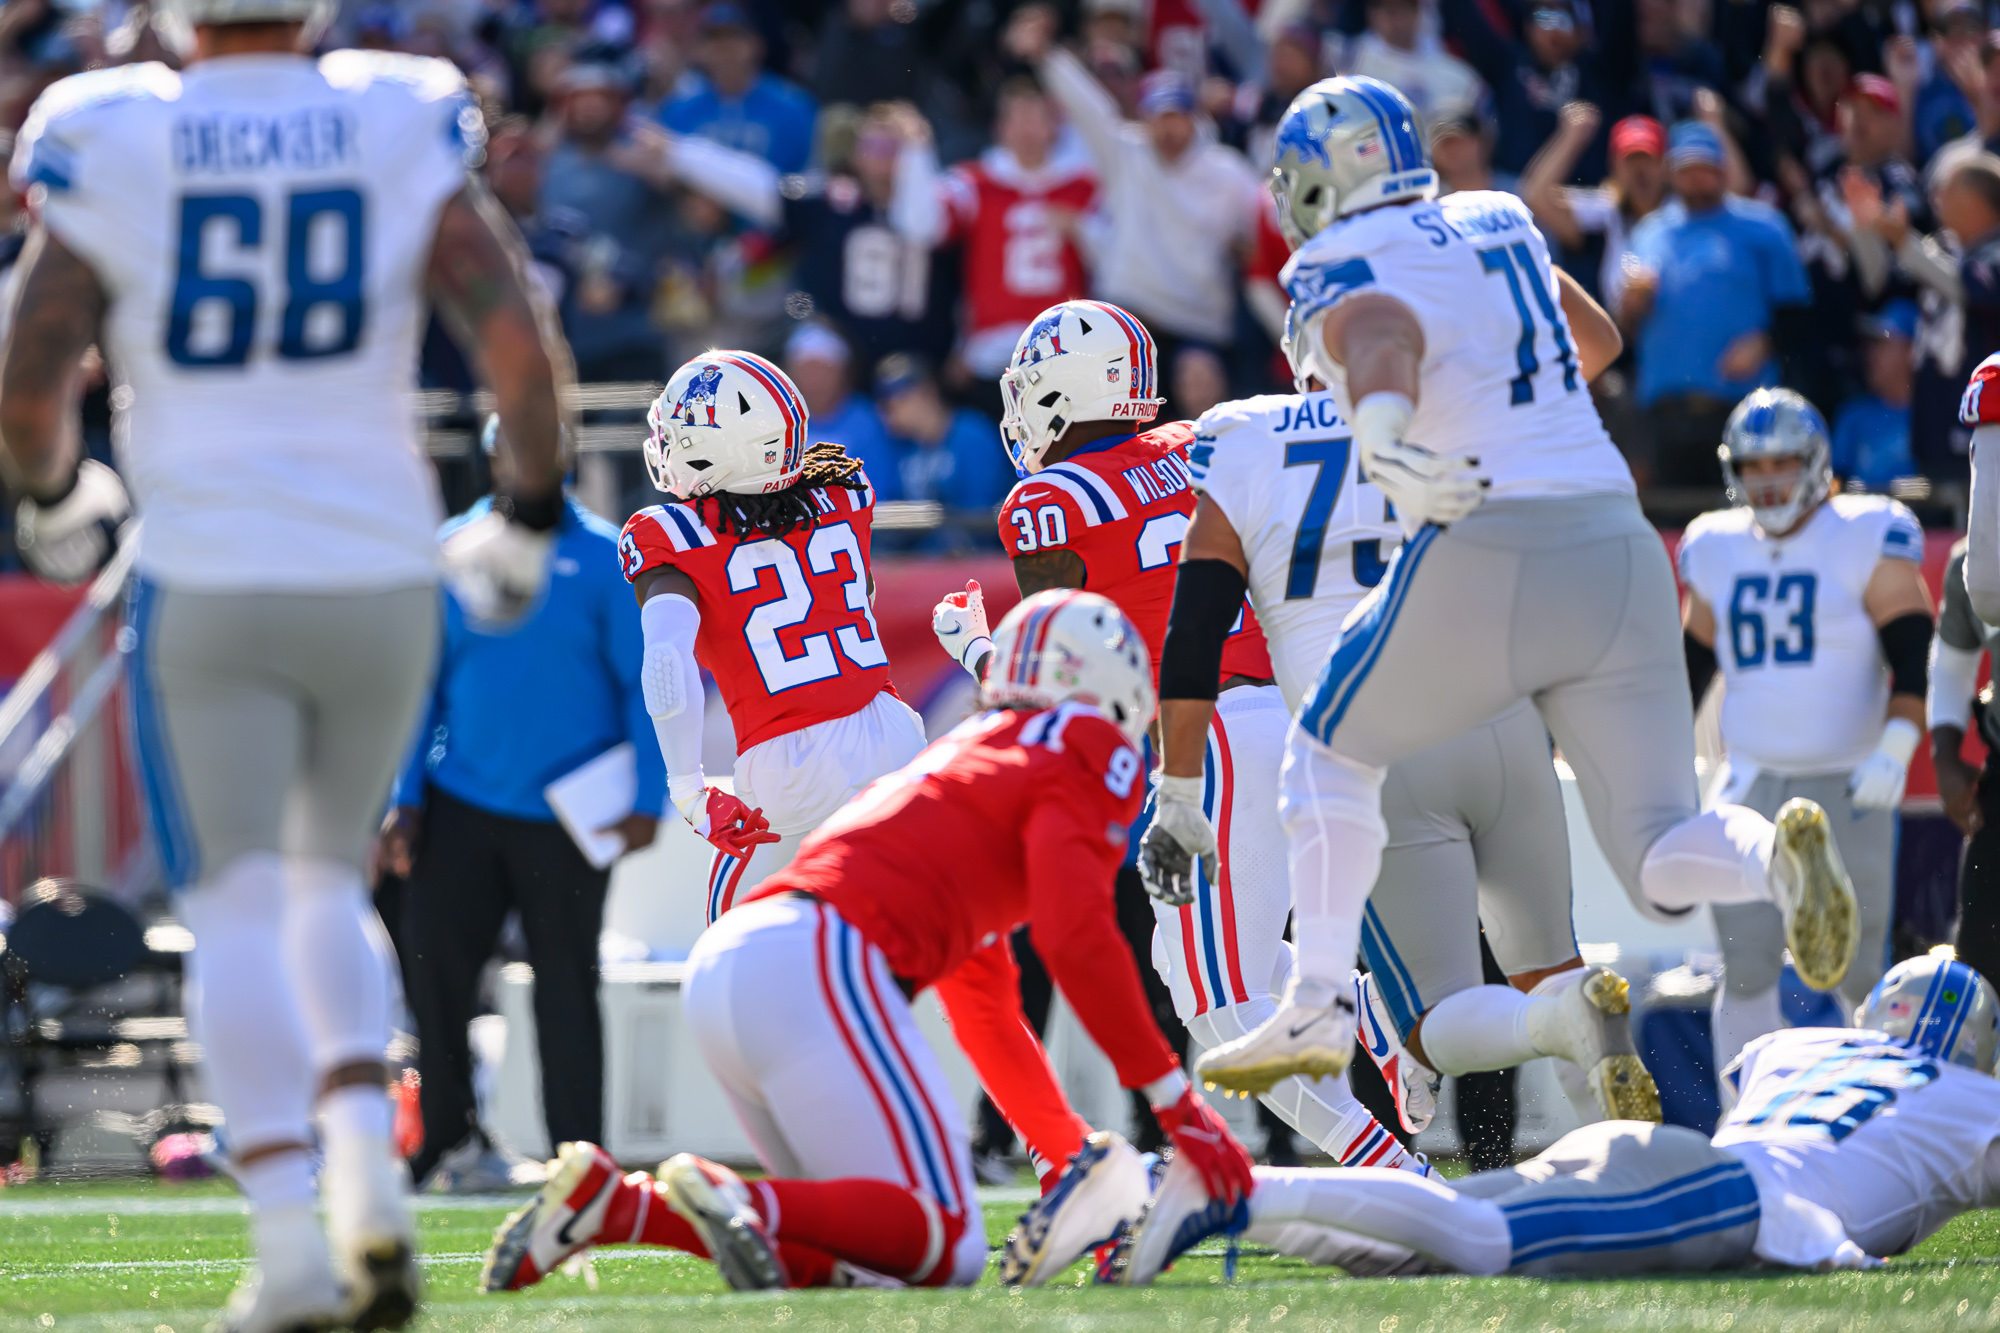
4,0,2000,544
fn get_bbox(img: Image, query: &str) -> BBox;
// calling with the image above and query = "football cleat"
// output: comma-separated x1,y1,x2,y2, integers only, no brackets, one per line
1000,1131,1153,1286
1770,797,1859,991
219,1203,346,1333
1194,986,1356,1098
1525,966,1662,1123
1097,1153,1246,1286
320,1136,420,1331
1354,972,1439,1134
658,1154,786,1291
481,1140,623,1293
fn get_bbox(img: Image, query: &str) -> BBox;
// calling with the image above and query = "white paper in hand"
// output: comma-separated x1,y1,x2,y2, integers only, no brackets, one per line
544,742,637,869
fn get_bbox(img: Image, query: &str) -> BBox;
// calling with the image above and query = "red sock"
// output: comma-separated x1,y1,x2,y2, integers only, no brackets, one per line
754,1179,965,1286
596,1170,840,1288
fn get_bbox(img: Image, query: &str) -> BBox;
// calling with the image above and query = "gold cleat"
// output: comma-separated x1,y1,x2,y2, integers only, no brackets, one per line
1528,965,1662,1124
1581,970,1662,1124
1771,798,1858,992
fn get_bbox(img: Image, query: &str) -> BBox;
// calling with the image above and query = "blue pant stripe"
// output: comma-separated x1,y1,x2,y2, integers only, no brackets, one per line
1504,1162,1760,1264
1300,527,1435,744
835,921,953,1210
1359,905,1420,1037
1196,728,1228,1007
126,579,198,888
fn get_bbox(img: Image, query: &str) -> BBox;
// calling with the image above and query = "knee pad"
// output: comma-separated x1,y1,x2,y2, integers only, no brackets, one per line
1278,731,1387,837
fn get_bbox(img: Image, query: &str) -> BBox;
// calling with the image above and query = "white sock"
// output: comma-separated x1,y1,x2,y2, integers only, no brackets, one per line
1711,982,1783,1099
1192,1005,1411,1167
1279,740,1385,1005
1640,806,1775,913
321,1084,393,1145
284,858,395,1076
179,853,315,1157
236,1150,317,1213
1412,984,1539,1076
1248,1167,1512,1275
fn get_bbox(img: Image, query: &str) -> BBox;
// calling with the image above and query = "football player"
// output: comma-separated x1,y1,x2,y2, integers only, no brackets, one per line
0,5,571,1329
1961,351,2000,624
478,591,1253,1292
1195,76,1859,1096
1147,322,1658,1129
1679,389,1934,1080
1096,948,2000,1283
618,352,928,920
931,298,1425,1172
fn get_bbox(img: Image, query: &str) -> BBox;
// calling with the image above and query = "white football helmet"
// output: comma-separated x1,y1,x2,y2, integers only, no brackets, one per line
1858,946,2000,1074
1271,76,1439,249
154,0,334,49
1719,387,1832,536
1000,300,1164,475
645,351,809,499
985,589,1157,745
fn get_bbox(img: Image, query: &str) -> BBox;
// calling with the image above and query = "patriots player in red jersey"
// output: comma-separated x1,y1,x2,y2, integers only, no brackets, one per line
617,351,929,920
1961,351,2000,625
479,590,1254,1292
932,299,1425,1176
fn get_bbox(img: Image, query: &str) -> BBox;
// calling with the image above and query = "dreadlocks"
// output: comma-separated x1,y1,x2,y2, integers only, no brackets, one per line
693,442,870,540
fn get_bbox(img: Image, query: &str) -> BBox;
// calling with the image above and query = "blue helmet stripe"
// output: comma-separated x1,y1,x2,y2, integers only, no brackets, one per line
1347,78,1422,174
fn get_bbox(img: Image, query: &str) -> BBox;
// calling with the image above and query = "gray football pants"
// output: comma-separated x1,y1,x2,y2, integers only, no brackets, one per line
129,579,439,886
1364,699,1580,1041
1717,771,1893,1011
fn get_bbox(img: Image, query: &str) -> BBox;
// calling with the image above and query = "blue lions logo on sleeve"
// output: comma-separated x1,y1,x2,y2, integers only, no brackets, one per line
673,364,725,427
1275,106,1336,168
1284,257,1377,321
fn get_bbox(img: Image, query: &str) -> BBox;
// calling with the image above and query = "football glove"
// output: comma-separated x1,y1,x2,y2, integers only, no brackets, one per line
932,578,993,676
440,508,555,625
1138,775,1216,907
674,785,780,858
1151,1084,1253,1204
1849,717,1920,811
14,458,130,584
1351,391,1486,532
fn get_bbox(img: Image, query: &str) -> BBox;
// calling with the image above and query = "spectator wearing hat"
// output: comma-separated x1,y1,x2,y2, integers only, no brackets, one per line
874,354,1012,553
1523,105,1669,314
782,323,899,490
1440,0,1612,184
1346,0,1486,130
1623,120,1812,487
1831,300,1920,492
659,3,817,174
1007,5,1261,421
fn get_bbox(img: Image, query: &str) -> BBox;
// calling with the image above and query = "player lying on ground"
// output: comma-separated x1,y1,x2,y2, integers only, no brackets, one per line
1144,314,1657,1131
932,298,1427,1172
480,590,1255,1291
619,352,929,919
1019,949,2000,1284
1195,75,1861,1098
1680,388,1934,1078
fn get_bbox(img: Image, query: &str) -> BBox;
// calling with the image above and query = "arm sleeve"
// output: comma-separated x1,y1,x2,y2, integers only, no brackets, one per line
1038,47,1129,172
1899,231,1964,303
932,938,1092,1171
610,575,669,816
1938,549,1987,651
663,133,782,228
640,593,707,801
1929,637,1982,733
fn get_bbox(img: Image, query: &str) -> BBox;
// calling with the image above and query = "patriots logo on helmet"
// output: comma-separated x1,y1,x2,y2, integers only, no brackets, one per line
1021,308,1068,364
1276,106,1338,168
673,364,725,428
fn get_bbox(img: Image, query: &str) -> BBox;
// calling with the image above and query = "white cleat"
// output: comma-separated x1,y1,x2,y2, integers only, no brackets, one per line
1000,1131,1153,1286
1194,983,1357,1098
1354,973,1439,1134
1769,797,1859,992
658,1154,785,1291
321,1136,420,1331
1525,966,1661,1123
216,1203,346,1333
481,1140,624,1293
1097,1153,1245,1286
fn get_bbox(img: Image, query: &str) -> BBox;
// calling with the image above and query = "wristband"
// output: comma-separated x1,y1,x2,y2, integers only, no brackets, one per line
1156,774,1205,806
1143,1068,1189,1106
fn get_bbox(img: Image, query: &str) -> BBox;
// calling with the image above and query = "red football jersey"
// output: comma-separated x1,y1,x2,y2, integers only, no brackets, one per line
1962,351,2000,426
750,704,1176,1089
939,148,1096,342
997,423,1275,682
617,476,893,751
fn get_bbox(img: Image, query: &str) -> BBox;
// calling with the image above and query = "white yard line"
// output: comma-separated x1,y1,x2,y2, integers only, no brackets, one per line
5,1250,704,1278
0,1185,1039,1219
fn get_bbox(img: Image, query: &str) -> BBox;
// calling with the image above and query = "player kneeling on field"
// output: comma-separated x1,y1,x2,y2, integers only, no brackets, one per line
481,590,1254,1292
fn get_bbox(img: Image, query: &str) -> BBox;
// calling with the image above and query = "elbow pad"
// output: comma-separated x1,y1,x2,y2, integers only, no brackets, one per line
1158,559,1249,701
1877,612,1932,699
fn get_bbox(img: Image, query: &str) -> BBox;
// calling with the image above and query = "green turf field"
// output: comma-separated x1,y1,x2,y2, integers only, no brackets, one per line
1,1176,1997,1332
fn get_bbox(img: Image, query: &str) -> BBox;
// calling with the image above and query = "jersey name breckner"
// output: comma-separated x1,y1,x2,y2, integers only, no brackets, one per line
173,108,357,175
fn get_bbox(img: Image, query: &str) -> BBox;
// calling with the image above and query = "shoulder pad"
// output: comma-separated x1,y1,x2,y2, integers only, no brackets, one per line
318,49,467,99
16,64,179,193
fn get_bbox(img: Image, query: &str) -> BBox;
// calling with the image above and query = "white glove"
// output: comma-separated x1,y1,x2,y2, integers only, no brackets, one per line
1848,717,1920,810
14,458,130,584
932,578,993,676
440,508,555,625
1138,775,1218,907
1352,391,1487,532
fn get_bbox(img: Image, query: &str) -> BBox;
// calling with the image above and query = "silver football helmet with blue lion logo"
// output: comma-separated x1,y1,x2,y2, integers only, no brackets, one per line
1270,76,1439,249
1719,387,1833,536
1858,946,2000,1074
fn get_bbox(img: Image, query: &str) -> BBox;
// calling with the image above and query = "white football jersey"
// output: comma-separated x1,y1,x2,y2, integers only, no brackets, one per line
11,52,478,590
1712,1027,2000,1266
1189,391,1400,710
1677,496,1923,774
1281,191,1633,502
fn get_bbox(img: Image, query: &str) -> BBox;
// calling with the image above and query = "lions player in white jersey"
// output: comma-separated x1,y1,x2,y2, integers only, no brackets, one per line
1146,330,1658,1128
1194,75,1860,1097
0,2,571,1328
1056,948,2000,1283
1680,390,1935,1081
